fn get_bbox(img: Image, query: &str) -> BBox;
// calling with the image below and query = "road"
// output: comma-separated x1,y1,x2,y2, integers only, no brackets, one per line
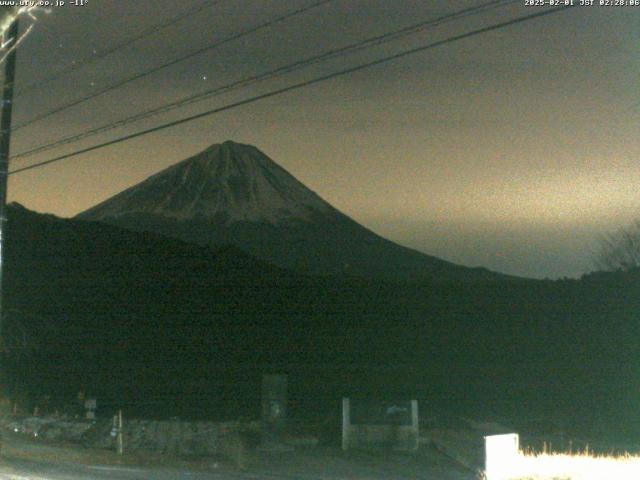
0,435,475,479
0,457,266,480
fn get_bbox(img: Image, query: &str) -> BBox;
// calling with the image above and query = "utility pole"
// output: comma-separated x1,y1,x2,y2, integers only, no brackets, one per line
0,18,18,345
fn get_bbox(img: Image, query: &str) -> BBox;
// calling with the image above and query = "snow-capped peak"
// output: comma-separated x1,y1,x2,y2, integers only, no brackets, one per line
79,141,335,224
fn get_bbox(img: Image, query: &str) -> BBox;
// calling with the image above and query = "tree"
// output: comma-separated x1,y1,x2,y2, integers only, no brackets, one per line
595,220,640,271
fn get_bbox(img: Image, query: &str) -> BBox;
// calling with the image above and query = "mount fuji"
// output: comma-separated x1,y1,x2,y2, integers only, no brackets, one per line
77,141,511,283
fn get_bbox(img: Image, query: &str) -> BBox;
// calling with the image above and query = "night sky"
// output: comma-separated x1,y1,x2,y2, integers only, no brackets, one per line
5,0,639,279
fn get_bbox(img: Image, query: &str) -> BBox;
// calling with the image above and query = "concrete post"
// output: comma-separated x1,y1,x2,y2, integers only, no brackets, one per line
116,409,124,455
341,397,350,451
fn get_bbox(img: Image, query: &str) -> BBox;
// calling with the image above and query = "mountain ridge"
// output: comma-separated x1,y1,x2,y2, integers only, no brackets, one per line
77,140,522,284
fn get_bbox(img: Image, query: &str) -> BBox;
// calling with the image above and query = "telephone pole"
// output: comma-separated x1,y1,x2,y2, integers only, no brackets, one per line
0,18,19,344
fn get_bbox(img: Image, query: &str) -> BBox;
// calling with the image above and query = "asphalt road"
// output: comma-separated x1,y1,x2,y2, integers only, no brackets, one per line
0,457,268,480
0,436,475,479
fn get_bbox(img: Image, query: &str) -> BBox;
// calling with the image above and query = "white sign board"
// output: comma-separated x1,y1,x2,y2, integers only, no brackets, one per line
484,433,520,480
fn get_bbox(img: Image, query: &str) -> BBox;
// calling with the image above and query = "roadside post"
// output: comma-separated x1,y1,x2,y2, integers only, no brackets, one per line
112,409,124,455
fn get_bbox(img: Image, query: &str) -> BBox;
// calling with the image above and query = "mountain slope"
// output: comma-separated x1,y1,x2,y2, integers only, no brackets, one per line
6,203,640,432
77,141,515,284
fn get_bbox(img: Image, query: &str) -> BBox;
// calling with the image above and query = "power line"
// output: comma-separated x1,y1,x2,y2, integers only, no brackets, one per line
11,0,335,132
9,6,574,177
11,0,518,162
16,0,222,97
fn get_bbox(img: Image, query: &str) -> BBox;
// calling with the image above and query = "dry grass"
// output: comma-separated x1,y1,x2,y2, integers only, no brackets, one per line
482,448,640,480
